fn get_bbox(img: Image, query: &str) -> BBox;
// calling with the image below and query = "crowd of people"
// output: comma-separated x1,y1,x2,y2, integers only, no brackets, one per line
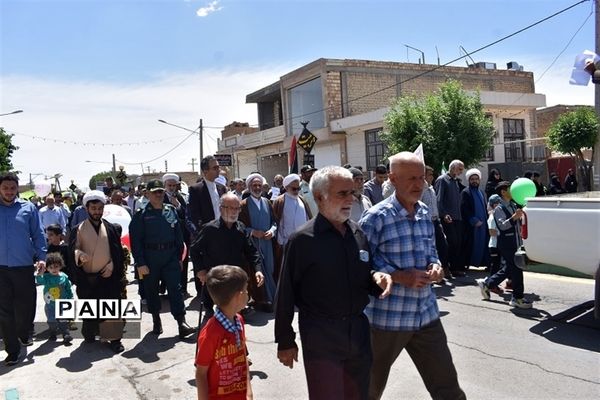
1,154,565,398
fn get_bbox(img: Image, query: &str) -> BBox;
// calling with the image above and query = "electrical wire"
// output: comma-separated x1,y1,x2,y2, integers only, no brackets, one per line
253,0,591,130
7,129,189,147
116,131,196,165
502,7,593,118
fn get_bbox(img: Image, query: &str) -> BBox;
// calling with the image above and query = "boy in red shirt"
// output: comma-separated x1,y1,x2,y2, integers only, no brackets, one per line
195,265,253,400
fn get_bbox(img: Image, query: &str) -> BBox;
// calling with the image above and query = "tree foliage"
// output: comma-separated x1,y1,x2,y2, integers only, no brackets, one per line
381,80,494,173
89,171,113,190
0,127,19,172
547,107,599,191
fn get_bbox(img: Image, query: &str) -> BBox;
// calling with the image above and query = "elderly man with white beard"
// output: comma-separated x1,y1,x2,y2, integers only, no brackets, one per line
239,173,278,311
272,173,313,282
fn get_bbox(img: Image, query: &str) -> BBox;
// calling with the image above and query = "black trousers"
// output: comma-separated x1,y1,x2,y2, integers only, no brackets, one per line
0,266,36,355
299,313,372,400
76,272,121,340
433,219,449,270
441,220,464,272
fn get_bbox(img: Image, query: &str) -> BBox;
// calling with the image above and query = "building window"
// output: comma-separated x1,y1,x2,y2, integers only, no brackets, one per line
365,128,388,171
287,77,324,136
503,118,525,162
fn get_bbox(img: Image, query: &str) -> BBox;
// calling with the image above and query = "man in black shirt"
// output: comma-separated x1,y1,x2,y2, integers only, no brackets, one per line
275,166,392,400
191,192,264,321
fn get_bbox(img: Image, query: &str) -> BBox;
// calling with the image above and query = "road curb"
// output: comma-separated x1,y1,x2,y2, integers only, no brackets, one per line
527,263,593,279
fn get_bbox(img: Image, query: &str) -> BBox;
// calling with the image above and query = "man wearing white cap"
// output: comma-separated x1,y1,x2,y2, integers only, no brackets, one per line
272,174,313,281
239,173,277,309
460,168,489,270
163,173,192,297
67,190,126,353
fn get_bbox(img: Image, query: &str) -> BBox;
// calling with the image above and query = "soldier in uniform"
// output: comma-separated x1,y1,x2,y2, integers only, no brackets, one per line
129,179,196,339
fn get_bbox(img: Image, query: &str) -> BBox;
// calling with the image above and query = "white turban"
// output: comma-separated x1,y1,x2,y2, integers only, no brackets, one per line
466,168,481,180
246,173,265,188
162,173,180,183
82,190,106,206
215,176,227,186
282,173,300,188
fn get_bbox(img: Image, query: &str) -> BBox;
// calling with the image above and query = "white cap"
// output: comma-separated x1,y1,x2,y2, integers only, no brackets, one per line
162,173,180,183
215,175,227,186
282,173,301,188
246,173,266,188
82,190,107,206
466,168,481,180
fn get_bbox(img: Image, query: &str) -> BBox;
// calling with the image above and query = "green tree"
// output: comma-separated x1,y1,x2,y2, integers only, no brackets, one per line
89,171,113,190
382,80,494,173
547,107,599,191
0,127,19,172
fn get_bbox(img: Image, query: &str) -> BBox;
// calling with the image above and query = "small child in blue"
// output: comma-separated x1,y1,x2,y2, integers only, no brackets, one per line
36,253,74,343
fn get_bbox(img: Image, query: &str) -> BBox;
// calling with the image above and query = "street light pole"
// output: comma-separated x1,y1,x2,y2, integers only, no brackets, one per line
158,118,203,169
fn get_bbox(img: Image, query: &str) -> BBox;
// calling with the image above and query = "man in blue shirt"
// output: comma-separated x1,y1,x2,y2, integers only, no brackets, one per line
0,173,47,366
359,152,465,400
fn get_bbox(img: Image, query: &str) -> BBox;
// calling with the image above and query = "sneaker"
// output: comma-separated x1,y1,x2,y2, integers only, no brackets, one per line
63,333,73,344
4,353,19,366
510,298,533,309
476,279,490,300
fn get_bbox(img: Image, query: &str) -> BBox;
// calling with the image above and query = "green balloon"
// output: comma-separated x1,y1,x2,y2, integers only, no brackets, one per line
510,178,536,205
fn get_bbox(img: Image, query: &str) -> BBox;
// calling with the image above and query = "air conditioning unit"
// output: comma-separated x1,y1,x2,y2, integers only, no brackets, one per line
474,62,497,70
507,61,524,71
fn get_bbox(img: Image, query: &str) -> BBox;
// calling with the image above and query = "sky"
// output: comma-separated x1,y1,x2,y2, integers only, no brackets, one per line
0,0,596,190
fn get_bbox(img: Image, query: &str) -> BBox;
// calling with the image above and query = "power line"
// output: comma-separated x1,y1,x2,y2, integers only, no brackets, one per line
502,6,593,118
116,131,197,165
7,129,187,147
264,0,591,131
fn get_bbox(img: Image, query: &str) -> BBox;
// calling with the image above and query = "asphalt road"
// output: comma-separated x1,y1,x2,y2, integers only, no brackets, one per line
1,267,599,400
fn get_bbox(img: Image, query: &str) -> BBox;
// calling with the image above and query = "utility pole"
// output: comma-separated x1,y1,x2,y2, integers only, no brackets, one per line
146,166,151,174
199,118,204,162
112,153,116,176
594,0,600,190
189,158,197,172
165,160,168,172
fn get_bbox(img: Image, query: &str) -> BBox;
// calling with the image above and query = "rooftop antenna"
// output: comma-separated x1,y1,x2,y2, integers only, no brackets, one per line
404,44,425,64
459,45,476,66
435,46,440,65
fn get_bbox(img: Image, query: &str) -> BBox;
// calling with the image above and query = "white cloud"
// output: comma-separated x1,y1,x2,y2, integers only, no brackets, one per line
196,0,222,17
1,65,291,189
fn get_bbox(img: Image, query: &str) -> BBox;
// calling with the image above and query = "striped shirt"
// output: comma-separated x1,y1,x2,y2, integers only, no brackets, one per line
359,195,440,331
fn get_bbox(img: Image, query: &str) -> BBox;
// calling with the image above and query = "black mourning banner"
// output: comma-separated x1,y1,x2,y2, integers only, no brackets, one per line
297,122,317,154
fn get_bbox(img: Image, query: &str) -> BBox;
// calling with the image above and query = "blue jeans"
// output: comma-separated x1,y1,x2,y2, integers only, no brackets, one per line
44,302,68,335
486,239,524,299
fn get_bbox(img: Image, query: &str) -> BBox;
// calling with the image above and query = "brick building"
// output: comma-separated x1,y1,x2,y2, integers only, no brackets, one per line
217,58,546,181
